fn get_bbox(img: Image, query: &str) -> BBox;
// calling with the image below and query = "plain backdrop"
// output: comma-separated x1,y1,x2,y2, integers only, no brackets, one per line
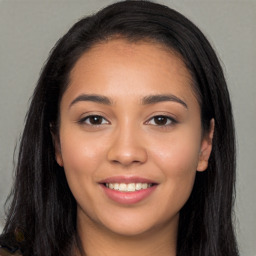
0,0,255,255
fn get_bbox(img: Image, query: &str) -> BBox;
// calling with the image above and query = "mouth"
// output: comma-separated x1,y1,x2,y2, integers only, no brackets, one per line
99,177,158,204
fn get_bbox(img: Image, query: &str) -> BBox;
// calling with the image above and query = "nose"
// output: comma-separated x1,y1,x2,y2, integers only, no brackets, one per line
107,125,148,167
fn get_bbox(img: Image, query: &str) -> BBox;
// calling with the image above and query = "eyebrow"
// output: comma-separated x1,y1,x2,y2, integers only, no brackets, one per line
69,94,113,108
69,93,188,109
142,94,188,109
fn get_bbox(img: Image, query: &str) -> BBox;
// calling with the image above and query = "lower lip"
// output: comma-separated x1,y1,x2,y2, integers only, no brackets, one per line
100,184,157,205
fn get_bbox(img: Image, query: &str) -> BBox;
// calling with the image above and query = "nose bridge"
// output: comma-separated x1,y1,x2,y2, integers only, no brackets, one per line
107,119,147,166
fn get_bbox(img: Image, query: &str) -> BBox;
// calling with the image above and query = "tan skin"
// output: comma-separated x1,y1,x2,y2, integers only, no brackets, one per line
54,39,214,256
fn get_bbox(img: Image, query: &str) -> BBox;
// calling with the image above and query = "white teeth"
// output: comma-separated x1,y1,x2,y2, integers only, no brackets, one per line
119,183,127,191
127,183,135,192
142,183,148,189
135,183,142,190
105,183,152,192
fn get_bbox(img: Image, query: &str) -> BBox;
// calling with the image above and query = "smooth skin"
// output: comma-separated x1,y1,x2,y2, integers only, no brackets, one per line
54,39,214,256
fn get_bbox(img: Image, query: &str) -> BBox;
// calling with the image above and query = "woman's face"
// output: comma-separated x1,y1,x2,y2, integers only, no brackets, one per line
55,39,213,237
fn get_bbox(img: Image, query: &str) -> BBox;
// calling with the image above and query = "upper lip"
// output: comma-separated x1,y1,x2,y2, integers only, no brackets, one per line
99,176,158,184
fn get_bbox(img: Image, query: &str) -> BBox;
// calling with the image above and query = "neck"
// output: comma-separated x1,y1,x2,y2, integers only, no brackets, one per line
74,212,178,256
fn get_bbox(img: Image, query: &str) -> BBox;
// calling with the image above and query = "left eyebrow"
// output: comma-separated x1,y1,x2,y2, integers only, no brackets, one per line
141,94,188,109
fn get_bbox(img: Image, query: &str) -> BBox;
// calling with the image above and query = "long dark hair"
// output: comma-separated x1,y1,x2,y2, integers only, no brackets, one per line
0,1,238,255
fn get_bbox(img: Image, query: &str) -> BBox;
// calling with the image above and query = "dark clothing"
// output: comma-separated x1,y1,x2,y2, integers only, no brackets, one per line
0,246,22,256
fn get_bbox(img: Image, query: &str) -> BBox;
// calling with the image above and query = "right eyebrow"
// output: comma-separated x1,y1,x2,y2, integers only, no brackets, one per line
141,94,188,109
69,94,113,109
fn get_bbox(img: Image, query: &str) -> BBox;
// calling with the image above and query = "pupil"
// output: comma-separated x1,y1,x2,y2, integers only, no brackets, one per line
90,116,102,124
155,116,167,125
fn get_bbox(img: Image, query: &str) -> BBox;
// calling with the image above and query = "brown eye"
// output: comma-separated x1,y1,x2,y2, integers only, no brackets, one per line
81,115,109,125
147,115,176,126
88,116,103,125
153,116,169,125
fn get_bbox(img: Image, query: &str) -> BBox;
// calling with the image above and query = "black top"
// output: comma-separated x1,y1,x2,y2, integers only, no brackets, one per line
0,246,22,256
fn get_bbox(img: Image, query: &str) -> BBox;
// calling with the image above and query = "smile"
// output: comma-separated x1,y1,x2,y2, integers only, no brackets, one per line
100,177,158,204
105,183,153,192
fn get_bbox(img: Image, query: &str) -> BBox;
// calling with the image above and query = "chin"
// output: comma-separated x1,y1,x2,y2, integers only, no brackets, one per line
95,209,180,238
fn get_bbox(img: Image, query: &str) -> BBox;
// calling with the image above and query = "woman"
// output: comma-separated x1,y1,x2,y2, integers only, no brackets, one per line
0,1,239,255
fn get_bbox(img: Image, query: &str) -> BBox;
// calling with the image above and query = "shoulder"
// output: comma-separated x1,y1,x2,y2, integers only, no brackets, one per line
0,247,22,256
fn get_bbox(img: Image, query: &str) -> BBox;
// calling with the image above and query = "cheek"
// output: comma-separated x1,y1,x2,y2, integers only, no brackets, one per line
150,130,201,206
60,128,104,169
58,128,108,197
151,130,201,174
58,129,108,216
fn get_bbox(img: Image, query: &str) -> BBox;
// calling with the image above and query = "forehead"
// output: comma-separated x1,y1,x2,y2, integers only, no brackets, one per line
70,39,189,79
64,39,198,107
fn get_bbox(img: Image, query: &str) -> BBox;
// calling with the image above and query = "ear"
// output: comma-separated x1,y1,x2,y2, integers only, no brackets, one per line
197,119,215,172
50,127,64,167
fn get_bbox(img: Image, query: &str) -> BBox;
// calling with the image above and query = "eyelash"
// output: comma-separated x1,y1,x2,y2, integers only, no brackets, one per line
78,115,177,127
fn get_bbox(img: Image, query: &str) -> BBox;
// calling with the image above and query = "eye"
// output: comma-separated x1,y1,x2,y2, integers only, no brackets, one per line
146,115,176,126
79,115,109,126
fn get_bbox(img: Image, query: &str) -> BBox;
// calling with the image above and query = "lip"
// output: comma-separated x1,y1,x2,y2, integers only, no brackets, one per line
99,176,157,184
99,176,158,205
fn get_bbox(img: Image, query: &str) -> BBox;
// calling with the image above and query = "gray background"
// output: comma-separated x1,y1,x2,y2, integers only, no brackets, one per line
0,0,255,255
